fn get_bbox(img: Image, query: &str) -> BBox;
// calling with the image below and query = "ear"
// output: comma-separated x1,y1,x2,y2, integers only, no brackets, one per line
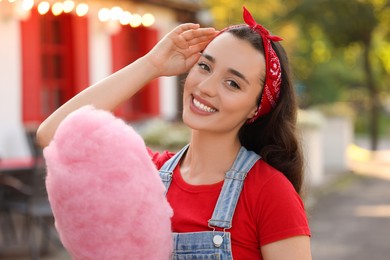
247,106,258,120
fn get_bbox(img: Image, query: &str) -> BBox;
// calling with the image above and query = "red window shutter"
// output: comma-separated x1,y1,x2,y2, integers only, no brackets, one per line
20,9,41,123
111,26,159,121
71,16,89,93
20,8,89,124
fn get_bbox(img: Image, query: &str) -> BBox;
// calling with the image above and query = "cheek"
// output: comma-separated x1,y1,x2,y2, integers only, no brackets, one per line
183,70,197,92
222,91,259,117
186,67,200,84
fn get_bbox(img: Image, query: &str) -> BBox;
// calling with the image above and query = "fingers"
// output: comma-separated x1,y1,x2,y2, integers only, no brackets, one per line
188,40,212,55
183,40,213,70
181,27,217,40
185,33,216,48
171,23,217,45
181,27,218,44
185,52,202,70
173,23,200,35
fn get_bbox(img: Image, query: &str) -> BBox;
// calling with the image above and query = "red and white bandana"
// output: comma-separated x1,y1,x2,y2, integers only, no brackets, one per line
242,6,283,122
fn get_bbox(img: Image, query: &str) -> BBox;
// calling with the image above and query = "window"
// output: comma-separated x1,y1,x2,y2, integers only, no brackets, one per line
39,13,74,117
21,8,88,124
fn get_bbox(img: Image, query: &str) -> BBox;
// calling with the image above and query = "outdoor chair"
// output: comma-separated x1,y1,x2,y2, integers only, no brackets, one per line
1,130,59,260
0,169,32,252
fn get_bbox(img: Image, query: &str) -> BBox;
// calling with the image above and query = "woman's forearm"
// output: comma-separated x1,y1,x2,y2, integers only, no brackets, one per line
36,56,159,148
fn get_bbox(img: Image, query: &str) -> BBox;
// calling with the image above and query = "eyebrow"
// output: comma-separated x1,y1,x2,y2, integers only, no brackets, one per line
228,68,250,85
201,53,215,63
201,53,250,85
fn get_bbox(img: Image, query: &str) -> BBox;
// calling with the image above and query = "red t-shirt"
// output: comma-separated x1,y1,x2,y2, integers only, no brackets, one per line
149,149,311,260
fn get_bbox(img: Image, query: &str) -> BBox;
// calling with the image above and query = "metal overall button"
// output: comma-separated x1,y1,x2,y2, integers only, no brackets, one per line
208,224,226,248
213,234,224,248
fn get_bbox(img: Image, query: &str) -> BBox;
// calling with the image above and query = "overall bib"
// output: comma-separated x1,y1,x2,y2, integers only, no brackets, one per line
159,145,260,260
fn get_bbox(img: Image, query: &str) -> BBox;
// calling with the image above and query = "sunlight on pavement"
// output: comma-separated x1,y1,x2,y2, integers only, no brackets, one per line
347,144,372,162
354,205,390,218
347,144,390,180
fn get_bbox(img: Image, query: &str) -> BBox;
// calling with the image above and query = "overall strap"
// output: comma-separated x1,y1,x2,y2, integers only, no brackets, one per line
208,147,260,229
158,144,189,195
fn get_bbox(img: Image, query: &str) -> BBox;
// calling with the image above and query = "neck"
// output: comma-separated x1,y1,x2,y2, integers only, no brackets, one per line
180,130,242,185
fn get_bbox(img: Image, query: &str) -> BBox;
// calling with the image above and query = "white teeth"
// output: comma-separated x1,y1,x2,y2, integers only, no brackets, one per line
193,98,217,113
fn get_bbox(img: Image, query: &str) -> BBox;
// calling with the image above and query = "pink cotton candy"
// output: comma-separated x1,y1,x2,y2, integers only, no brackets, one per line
44,105,173,260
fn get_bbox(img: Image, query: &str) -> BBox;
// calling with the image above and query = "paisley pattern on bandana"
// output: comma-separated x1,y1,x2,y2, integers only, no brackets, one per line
242,6,283,123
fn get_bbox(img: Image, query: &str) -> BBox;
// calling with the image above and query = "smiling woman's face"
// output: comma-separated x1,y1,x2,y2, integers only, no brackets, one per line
182,32,266,135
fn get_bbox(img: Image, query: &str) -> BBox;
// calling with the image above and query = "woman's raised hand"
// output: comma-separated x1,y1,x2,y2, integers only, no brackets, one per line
145,23,218,77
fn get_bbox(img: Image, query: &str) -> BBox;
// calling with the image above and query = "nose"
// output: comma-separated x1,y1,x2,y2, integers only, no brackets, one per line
197,73,219,97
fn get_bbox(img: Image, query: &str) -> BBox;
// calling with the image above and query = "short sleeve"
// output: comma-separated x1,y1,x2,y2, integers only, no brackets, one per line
255,170,311,246
147,147,174,170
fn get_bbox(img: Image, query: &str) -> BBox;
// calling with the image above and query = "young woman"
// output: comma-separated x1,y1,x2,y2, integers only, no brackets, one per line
37,7,311,260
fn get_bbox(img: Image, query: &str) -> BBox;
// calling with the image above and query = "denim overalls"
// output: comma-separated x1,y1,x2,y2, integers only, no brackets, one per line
159,144,260,260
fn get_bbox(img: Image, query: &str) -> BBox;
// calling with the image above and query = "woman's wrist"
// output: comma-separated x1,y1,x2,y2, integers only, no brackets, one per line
140,54,164,79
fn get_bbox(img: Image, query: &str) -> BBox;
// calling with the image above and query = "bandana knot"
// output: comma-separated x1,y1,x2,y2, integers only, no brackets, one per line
243,7,283,43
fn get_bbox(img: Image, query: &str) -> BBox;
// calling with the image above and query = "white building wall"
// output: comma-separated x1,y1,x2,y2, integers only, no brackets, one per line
298,110,326,187
159,76,178,120
301,126,324,187
322,116,353,173
88,15,113,85
153,9,181,120
0,18,31,159
0,18,22,124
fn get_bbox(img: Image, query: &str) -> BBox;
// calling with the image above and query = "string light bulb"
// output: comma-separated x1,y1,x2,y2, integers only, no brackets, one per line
21,0,34,11
37,1,50,15
142,13,155,27
98,8,110,22
75,3,88,17
119,11,132,26
129,13,142,27
52,2,63,16
4,0,157,29
110,6,122,21
63,0,75,13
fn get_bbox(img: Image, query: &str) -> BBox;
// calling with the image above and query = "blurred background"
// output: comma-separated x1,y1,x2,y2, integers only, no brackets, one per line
0,0,389,259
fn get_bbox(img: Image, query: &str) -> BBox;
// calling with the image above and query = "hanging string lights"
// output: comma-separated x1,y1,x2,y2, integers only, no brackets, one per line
1,0,155,28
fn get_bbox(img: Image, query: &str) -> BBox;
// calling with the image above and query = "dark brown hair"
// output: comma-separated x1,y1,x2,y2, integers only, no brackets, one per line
226,26,304,195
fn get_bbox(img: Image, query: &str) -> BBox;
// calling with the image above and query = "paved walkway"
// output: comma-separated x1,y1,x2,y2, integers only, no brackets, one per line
309,148,390,260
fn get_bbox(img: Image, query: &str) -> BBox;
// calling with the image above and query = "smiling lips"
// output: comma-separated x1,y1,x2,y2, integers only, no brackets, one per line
192,96,217,113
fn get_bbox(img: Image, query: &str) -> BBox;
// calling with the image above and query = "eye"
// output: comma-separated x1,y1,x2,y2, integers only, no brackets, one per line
198,62,211,72
227,80,240,90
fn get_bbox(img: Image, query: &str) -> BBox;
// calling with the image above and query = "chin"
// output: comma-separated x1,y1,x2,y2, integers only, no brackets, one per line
182,111,197,130
182,112,207,132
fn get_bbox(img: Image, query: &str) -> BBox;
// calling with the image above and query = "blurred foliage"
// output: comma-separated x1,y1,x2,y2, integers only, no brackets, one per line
355,108,390,135
202,0,390,141
313,102,356,118
297,109,326,129
138,119,190,150
202,0,299,29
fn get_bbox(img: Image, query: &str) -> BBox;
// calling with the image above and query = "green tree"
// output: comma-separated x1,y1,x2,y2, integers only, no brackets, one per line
290,0,390,150
203,0,299,29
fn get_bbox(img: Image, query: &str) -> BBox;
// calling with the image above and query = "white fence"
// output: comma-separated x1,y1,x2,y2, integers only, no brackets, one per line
299,110,354,186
